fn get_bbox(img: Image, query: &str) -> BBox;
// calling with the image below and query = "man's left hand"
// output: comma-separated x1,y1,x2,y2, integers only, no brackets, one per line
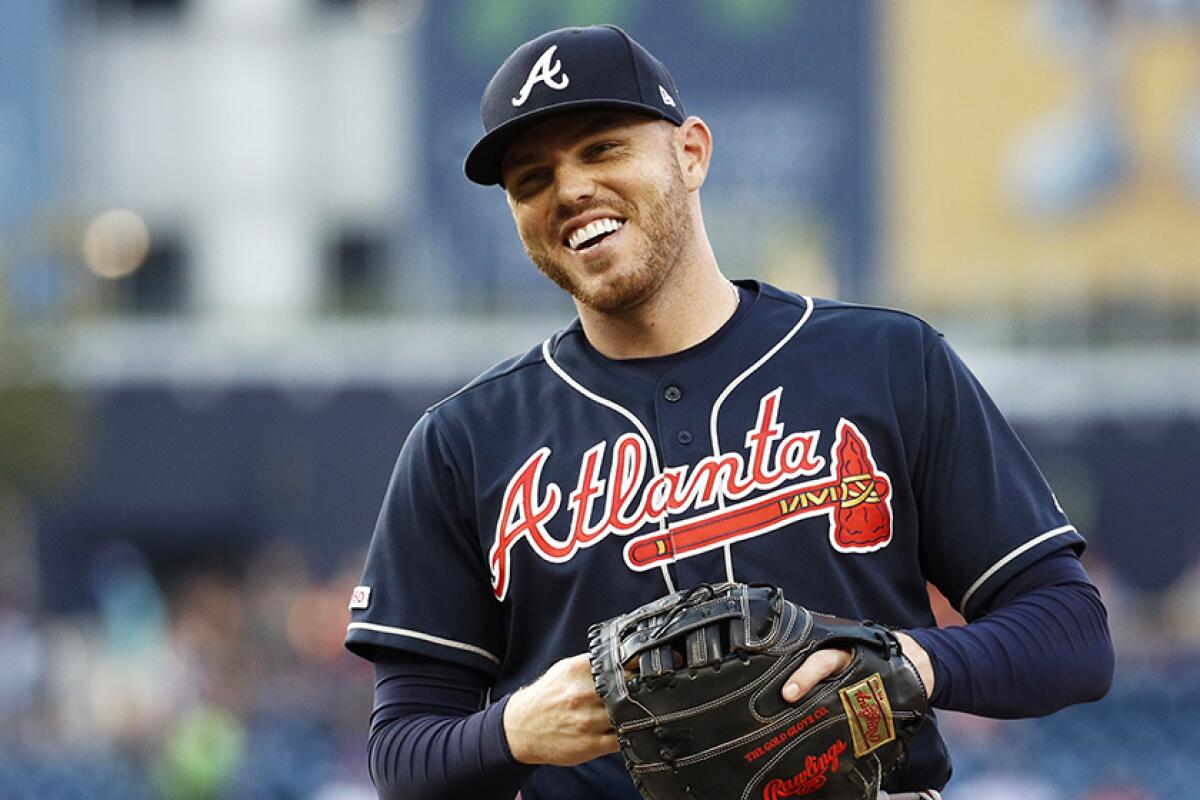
781,631,935,702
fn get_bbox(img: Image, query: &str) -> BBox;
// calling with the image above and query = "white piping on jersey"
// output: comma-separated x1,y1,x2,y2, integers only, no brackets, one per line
346,622,501,665
957,524,1078,616
541,339,677,594
707,295,815,583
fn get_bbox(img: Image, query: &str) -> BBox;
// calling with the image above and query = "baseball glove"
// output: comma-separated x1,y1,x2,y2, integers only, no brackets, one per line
587,582,927,800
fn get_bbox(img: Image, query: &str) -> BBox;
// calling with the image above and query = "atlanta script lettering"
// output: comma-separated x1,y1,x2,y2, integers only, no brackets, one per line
488,389,893,599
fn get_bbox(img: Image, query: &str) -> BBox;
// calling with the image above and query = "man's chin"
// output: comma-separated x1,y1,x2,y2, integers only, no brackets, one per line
571,268,672,314
531,248,667,315
574,284,652,314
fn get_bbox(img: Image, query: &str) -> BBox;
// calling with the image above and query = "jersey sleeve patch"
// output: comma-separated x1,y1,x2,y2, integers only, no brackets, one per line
348,585,371,610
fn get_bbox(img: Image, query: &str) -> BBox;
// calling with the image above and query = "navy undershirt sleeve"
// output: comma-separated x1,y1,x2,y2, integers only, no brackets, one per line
367,653,533,800
906,547,1114,718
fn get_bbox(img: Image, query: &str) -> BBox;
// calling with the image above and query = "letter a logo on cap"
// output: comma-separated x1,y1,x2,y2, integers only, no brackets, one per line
512,45,570,107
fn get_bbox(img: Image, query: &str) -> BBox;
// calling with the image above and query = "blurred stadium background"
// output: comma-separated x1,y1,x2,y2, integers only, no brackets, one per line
1,0,1197,798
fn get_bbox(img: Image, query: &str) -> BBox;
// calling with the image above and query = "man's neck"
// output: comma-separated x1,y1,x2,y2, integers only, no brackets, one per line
577,255,737,361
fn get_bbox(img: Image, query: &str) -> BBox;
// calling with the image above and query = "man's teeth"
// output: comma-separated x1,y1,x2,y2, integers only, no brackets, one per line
568,218,624,251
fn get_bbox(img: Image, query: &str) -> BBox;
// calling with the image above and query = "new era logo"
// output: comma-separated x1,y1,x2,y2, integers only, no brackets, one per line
658,85,676,107
349,585,372,610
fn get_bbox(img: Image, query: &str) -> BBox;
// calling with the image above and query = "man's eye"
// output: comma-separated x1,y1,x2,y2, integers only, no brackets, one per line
517,170,549,189
588,142,617,157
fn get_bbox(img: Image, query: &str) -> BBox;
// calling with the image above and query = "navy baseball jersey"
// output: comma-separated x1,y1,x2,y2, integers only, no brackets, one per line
345,280,1083,797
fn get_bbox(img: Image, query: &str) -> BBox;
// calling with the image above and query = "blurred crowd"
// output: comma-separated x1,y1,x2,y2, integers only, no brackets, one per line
1,528,1198,798
0,533,374,800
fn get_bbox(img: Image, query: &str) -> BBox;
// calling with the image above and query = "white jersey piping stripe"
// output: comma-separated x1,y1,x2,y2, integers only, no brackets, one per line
706,295,815,583
346,622,501,665
957,524,1079,615
542,339,662,473
541,339,677,594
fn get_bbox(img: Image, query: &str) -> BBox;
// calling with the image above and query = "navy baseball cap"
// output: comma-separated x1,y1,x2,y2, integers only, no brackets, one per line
464,25,687,186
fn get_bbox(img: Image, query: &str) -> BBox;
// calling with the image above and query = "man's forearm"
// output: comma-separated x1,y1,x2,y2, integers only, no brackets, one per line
368,655,533,800
369,696,530,800
907,553,1114,718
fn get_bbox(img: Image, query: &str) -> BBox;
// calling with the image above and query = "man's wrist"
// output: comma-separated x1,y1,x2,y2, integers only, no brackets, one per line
894,630,937,699
501,685,536,764
492,693,524,765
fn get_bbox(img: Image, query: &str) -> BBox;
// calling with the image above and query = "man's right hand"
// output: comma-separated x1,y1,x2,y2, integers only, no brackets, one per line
503,653,619,766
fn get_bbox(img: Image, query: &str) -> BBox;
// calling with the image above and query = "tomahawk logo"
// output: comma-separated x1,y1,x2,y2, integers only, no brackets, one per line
512,45,570,106
487,389,894,599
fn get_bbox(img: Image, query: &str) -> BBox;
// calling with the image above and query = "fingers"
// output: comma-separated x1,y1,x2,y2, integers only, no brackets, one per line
539,654,611,731
571,695,617,736
563,651,595,675
782,647,853,703
570,730,620,758
504,652,617,766
598,731,620,755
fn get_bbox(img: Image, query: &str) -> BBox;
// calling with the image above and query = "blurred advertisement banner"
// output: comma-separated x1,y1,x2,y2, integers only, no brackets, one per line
884,0,1200,322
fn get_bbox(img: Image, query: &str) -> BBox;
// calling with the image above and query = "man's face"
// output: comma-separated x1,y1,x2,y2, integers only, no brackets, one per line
501,112,693,314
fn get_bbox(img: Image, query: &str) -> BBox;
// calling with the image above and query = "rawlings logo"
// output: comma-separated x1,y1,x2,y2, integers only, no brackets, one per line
762,740,847,799
488,389,893,599
839,673,896,757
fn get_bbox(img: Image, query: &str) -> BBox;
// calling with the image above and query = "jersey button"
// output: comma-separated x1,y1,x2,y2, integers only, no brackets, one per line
676,430,693,445
664,385,682,402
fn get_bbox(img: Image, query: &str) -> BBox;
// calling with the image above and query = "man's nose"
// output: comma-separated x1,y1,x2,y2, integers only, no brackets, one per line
553,162,597,208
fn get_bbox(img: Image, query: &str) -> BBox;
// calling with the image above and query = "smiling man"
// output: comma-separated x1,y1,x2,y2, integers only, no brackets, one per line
345,25,1113,800
504,112,696,318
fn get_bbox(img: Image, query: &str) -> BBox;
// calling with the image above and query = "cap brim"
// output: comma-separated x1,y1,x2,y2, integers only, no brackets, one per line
463,100,675,186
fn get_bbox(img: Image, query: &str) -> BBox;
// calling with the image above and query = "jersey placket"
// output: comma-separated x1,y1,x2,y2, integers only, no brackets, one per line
652,372,740,589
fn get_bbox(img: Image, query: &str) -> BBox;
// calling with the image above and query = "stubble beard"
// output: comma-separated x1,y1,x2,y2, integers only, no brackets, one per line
523,165,693,315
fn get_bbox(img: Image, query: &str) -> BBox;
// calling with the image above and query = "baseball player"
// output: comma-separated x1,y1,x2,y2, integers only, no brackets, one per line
345,26,1114,800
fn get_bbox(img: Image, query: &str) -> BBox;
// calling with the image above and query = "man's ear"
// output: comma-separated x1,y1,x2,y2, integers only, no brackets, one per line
674,117,713,191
